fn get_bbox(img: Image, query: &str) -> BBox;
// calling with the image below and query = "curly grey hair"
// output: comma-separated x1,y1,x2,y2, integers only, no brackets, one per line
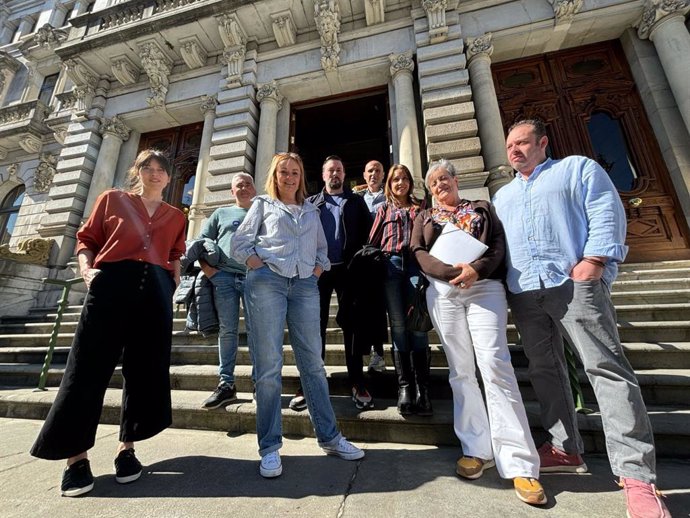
424,159,456,189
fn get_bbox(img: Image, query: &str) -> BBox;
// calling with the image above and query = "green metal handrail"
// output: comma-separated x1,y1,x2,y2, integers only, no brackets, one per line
34,277,84,391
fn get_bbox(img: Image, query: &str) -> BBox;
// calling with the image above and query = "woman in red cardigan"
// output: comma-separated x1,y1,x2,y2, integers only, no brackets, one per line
31,149,186,497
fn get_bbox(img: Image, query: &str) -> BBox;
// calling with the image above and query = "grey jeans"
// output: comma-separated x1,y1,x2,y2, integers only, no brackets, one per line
507,279,656,483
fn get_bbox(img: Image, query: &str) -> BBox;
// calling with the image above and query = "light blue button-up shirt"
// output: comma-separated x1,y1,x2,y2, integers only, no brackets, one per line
230,195,331,279
492,156,628,294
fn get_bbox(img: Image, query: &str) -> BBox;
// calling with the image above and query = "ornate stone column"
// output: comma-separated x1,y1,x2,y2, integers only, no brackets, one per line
390,52,423,195
187,95,218,238
82,116,131,219
466,34,513,195
636,0,690,135
254,81,283,194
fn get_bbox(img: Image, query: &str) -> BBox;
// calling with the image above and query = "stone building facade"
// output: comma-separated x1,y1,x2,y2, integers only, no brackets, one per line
0,0,689,315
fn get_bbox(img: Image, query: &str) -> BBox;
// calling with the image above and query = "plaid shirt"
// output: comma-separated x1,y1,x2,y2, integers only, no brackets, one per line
368,203,420,254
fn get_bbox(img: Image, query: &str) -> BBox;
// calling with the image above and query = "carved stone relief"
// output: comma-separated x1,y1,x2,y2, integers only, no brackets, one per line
221,46,246,87
422,0,448,43
200,94,218,116
100,115,131,141
636,0,688,39
179,36,208,69
256,80,283,109
389,51,414,78
138,41,173,109
466,33,494,63
314,0,341,71
33,153,57,193
19,134,42,154
548,0,584,24
111,55,140,86
217,12,247,48
0,237,55,265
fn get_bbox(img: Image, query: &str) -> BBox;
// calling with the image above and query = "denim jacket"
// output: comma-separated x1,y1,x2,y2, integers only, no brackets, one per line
230,195,331,279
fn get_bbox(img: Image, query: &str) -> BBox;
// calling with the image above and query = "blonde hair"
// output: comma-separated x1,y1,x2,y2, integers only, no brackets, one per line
126,149,171,194
265,152,308,204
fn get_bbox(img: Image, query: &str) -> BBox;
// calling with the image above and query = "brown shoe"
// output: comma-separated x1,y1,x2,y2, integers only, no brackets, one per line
538,442,588,473
514,477,547,505
455,456,495,480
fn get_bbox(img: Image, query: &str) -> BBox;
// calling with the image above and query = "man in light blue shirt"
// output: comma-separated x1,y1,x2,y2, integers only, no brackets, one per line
493,119,668,518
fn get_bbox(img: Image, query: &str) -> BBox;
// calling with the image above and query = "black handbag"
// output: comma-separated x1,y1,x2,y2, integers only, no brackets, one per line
406,276,433,332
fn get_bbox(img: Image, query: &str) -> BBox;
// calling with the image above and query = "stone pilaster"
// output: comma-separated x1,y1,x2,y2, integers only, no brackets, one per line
413,6,488,199
82,116,131,219
187,95,218,238
466,34,513,195
636,0,690,136
254,80,283,194
390,51,424,196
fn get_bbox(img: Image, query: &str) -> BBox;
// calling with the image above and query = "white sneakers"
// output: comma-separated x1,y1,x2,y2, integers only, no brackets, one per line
368,349,386,373
260,438,365,477
260,451,282,478
322,437,366,461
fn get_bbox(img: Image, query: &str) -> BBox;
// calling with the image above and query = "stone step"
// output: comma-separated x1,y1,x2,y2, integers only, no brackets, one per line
610,278,690,292
0,387,687,456
3,341,690,371
5,302,689,334
2,362,688,407
616,267,690,280
3,320,690,346
618,260,690,271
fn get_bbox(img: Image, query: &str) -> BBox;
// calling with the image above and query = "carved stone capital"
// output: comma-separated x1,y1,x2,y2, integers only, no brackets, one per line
100,115,130,141
256,81,283,109
19,133,42,154
636,0,689,39
6,163,19,181
548,0,584,24
73,83,95,114
138,41,173,109
389,51,415,78
422,0,448,43
111,55,140,86
365,0,386,26
221,45,246,86
34,153,57,193
200,94,218,116
466,33,494,63
179,36,208,70
0,238,55,266
217,12,247,48
271,11,297,48
315,0,341,71
52,124,68,145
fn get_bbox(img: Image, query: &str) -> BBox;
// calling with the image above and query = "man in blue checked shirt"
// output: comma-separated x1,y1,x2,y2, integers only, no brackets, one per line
493,119,670,518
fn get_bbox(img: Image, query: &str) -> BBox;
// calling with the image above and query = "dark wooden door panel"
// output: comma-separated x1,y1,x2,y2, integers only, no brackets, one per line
492,40,690,261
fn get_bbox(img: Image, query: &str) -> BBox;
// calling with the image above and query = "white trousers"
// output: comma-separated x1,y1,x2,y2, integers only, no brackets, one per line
427,279,539,479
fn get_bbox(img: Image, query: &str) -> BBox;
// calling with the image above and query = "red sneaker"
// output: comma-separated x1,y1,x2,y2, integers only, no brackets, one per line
619,478,671,518
538,442,588,473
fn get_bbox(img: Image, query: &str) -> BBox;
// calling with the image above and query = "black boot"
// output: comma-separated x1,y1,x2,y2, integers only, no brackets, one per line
392,350,414,415
413,348,433,416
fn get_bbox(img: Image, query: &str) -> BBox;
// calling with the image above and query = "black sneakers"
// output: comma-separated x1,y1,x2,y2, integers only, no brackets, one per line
61,459,94,497
114,448,142,484
202,382,238,409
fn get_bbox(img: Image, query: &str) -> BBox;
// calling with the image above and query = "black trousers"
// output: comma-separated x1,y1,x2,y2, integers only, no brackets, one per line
318,264,364,387
31,260,176,460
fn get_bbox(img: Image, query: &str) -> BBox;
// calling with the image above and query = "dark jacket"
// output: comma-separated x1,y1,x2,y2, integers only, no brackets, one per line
308,188,373,265
340,245,389,355
179,238,220,335
410,200,506,282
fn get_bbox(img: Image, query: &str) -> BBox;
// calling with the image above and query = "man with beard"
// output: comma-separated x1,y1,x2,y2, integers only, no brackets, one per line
288,155,373,411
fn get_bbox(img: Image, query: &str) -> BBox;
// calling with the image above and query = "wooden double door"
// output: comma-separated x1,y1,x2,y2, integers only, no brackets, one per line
492,40,690,262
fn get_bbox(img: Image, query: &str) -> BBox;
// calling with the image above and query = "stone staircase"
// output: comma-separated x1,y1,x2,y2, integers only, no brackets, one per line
0,260,689,456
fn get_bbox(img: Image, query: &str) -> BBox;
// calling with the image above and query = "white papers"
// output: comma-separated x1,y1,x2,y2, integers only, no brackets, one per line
426,223,488,296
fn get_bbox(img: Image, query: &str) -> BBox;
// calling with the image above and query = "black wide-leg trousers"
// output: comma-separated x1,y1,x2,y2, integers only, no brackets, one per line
31,260,176,460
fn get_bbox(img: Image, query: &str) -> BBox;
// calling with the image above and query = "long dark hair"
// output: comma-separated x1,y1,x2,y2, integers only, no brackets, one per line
126,149,171,194
384,164,420,207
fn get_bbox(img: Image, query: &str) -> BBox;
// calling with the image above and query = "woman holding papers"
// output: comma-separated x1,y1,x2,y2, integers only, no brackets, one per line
369,164,432,416
410,159,547,506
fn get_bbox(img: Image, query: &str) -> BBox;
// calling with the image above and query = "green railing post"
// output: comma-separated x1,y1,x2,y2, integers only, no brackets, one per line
564,341,593,415
34,277,84,391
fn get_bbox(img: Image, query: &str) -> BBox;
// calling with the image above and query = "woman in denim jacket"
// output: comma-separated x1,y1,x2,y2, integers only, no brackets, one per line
231,152,364,478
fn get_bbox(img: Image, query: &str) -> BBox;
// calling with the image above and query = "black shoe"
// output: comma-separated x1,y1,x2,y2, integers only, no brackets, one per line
289,388,307,411
114,448,142,484
397,386,414,415
202,382,237,409
61,459,94,497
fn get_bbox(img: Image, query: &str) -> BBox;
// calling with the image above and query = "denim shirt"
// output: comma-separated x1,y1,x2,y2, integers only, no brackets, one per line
230,195,331,279
492,156,628,294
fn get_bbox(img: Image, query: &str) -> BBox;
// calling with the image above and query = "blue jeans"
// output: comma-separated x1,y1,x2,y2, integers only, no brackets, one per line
209,270,249,385
384,254,429,353
245,266,342,456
